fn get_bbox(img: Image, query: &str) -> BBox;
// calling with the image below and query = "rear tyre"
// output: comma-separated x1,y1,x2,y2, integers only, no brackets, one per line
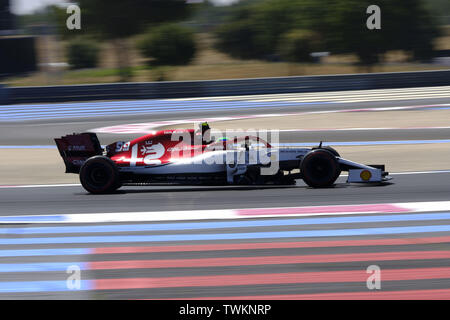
79,156,121,194
301,149,341,188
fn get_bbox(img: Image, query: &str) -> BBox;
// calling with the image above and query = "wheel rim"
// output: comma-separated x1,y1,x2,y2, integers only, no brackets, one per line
87,164,110,187
308,158,334,180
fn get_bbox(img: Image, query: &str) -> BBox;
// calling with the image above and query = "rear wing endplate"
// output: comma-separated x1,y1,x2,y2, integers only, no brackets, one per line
54,132,103,173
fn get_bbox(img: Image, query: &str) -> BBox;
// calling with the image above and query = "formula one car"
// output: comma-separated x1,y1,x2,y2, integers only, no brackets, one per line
55,124,391,194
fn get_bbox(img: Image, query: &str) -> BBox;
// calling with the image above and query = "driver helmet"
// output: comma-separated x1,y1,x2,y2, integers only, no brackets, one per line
200,122,210,132
198,122,211,144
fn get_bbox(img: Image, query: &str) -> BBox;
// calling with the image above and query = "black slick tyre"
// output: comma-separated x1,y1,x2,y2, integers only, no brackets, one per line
312,146,340,157
301,149,341,188
79,156,121,194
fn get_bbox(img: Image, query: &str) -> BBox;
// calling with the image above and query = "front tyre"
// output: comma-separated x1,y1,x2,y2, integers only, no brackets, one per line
301,149,341,188
312,146,340,157
79,156,121,194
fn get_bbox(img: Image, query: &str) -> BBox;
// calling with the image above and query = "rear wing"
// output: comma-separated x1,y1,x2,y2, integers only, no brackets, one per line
54,133,103,173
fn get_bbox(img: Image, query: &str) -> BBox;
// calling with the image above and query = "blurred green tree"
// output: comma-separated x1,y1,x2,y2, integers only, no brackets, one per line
278,29,321,63
423,0,450,25
215,0,440,67
323,0,439,67
67,37,100,69
215,17,261,59
138,24,197,66
77,0,191,81
215,0,299,60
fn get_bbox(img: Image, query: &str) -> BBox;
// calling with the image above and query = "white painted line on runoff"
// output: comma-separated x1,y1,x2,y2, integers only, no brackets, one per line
0,184,80,189
390,170,450,175
400,201,450,213
1,201,450,224
67,209,238,223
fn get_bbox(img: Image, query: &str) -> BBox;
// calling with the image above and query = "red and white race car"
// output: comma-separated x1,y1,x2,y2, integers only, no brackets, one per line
55,124,391,194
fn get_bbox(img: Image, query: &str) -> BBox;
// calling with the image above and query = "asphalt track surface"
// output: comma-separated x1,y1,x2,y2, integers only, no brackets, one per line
0,87,449,299
0,173,450,215
0,172,450,299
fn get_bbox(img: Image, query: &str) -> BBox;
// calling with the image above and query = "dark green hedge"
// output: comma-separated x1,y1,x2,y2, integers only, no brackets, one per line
138,24,196,66
66,38,100,70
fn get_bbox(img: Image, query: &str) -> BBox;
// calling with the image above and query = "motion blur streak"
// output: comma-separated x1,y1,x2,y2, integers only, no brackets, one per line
1,86,450,121
91,236,450,254
1,201,450,298
4,225,450,244
3,250,450,273
93,267,450,290
5,212,450,234
175,289,450,300
87,251,450,270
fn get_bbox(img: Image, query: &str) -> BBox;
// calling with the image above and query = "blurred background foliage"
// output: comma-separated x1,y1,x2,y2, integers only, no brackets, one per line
215,0,440,65
4,0,450,85
278,30,321,63
66,37,100,70
138,24,197,66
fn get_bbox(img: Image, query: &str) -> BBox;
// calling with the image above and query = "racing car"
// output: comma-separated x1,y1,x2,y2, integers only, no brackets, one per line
54,123,391,194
